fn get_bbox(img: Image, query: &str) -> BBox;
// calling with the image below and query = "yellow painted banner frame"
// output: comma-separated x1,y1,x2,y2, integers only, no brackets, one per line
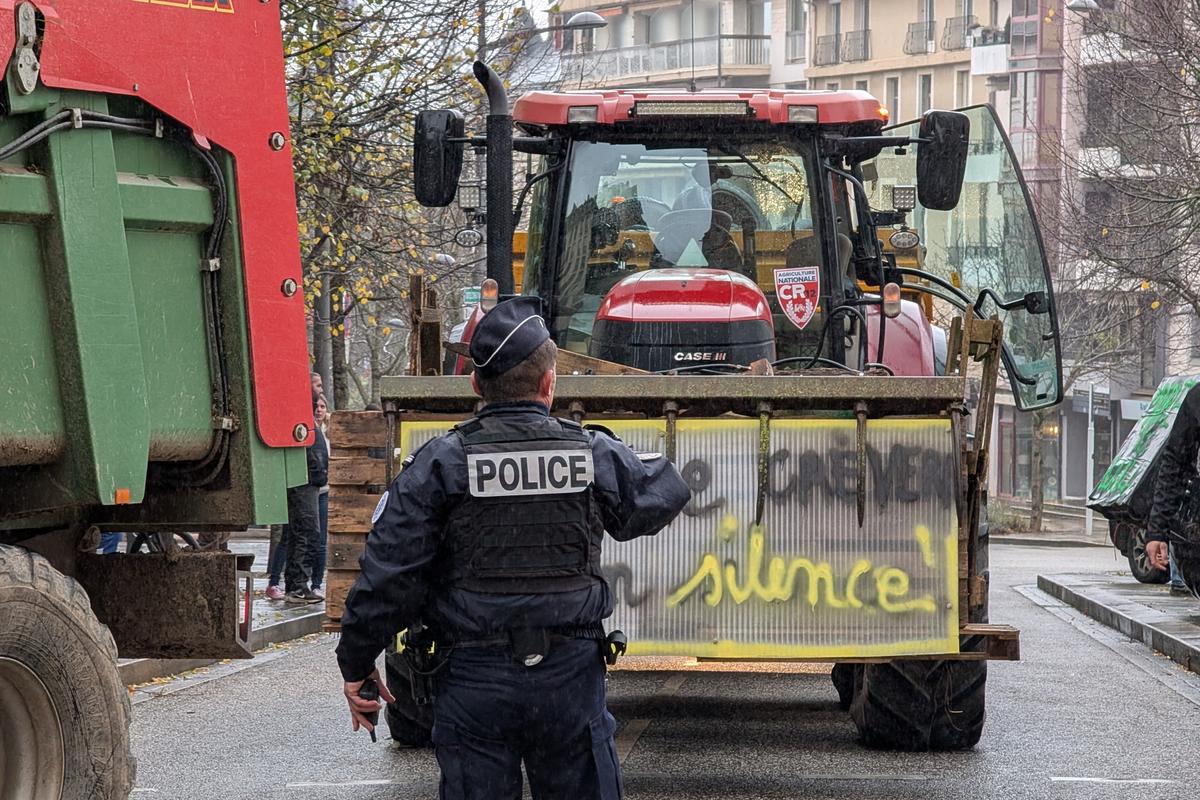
398,416,960,661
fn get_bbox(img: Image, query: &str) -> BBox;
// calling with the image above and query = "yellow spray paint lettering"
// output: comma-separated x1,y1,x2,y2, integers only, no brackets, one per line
666,525,937,614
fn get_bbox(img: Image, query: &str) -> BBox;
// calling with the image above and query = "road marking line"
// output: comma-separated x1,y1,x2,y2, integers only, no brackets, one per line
287,779,399,788
1051,777,1176,785
615,673,688,765
130,790,158,794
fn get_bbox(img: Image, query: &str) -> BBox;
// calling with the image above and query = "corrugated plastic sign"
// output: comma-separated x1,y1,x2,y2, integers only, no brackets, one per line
401,417,960,659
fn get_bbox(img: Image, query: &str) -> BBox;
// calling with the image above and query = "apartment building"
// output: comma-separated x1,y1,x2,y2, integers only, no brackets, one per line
803,0,1009,121
553,0,808,89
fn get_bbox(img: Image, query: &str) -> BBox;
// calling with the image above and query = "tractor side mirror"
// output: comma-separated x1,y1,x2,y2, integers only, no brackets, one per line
414,109,466,207
916,110,970,211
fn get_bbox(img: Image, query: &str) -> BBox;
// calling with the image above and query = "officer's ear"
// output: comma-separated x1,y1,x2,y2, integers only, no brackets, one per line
539,369,556,404
469,370,483,399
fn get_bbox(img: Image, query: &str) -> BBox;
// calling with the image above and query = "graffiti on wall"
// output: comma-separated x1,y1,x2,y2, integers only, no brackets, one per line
401,417,960,659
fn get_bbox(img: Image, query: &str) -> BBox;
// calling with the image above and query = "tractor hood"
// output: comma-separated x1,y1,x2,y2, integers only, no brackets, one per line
596,268,773,325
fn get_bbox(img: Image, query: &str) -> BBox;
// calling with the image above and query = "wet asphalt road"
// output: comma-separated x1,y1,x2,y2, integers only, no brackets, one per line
129,544,1200,800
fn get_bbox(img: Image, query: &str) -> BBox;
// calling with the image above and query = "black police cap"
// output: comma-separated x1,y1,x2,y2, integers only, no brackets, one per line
469,297,551,379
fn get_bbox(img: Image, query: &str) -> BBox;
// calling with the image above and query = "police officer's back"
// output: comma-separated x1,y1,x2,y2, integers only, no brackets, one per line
337,297,690,800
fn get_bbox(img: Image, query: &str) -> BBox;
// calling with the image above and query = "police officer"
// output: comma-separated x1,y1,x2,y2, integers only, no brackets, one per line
337,297,690,800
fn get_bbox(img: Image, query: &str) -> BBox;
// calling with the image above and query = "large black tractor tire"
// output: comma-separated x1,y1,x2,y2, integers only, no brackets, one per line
830,663,861,711
384,649,434,747
1126,525,1169,584
849,659,986,751
0,544,136,798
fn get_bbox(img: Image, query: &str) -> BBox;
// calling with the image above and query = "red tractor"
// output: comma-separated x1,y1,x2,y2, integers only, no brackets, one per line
366,63,1063,751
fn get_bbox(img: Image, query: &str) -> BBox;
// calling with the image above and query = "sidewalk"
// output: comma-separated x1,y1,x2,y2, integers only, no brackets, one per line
1038,572,1200,676
118,536,327,685
993,529,1111,548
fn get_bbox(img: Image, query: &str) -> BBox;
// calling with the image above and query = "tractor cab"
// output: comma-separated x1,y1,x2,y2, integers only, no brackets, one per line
416,68,1062,412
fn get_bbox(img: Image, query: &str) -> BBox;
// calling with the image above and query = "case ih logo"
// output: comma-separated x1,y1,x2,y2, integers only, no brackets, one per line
674,352,729,362
775,266,819,330
131,0,234,12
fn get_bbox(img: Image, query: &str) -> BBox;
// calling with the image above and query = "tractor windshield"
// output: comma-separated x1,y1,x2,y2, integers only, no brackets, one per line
861,104,1062,409
522,137,826,358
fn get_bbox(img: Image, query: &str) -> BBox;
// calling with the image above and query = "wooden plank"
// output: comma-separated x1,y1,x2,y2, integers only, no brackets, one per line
328,491,382,533
324,570,357,622
328,411,388,448
329,456,387,488
328,536,367,570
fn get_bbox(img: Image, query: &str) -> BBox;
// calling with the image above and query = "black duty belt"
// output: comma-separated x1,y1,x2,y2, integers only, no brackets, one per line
450,624,606,649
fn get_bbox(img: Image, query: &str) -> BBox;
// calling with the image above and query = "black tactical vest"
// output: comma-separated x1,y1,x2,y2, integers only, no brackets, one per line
442,413,607,594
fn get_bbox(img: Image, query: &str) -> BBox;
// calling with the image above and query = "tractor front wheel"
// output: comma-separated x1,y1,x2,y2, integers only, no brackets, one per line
849,659,986,751
383,649,434,747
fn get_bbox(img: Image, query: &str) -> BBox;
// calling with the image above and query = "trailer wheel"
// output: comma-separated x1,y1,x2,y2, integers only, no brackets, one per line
0,544,135,798
1126,526,1168,584
830,663,860,711
849,659,986,751
383,649,433,747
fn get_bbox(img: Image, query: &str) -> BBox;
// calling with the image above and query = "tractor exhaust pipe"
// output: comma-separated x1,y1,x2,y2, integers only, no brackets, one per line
473,61,515,296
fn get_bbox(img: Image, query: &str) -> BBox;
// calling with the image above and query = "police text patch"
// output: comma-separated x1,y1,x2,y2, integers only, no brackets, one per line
467,450,594,497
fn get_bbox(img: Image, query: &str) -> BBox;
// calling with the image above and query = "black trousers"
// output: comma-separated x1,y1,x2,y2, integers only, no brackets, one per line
432,638,622,800
283,484,319,593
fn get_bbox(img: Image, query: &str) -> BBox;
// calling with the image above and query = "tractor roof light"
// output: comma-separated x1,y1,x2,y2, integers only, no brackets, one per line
788,105,819,124
457,180,484,213
567,105,598,124
882,282,903,319
633,100,751,117
480,278,500,312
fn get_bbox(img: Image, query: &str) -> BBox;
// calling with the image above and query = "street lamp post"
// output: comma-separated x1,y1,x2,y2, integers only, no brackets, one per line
1086,382,1096,538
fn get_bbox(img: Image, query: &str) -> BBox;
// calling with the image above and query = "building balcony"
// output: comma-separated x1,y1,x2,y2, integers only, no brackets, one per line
942,15,977,51
813,33,840,66
842,30,870,62
560,34,771,87
971,41,1009,76
904,20,937,55
786,29,806,63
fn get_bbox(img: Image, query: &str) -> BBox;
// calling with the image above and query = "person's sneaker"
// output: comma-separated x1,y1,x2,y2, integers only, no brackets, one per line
265,584,285,601
285,589,322,605
1170,583,1190,596
311,586,325,599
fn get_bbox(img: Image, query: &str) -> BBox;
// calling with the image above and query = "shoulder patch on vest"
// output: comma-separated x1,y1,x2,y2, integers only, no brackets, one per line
636,451,664,462
467,450,594,497
371,491,390,524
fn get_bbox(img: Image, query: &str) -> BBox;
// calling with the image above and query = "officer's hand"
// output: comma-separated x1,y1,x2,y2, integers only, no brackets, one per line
343,668,396,734
1147,540,1170,571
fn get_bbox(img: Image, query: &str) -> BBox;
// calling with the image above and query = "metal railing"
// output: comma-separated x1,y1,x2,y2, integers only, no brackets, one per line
814,33,841,66
904,20,937,55
942,15,977,51
786,29,807,63
842,30,871,62
560,34,770,81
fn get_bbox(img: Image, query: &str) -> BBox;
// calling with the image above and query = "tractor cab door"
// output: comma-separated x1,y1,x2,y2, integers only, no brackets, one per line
863,104,1062,410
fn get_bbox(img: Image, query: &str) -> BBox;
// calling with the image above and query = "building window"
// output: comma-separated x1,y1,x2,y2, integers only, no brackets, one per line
826,81,841,91
955,69,970,106
918,73,932,114
856,0,871,29
856,79,869,92
886,75,900,119
1191,315,1200,360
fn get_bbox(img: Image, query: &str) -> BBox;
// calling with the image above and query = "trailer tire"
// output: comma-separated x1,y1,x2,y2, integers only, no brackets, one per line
849,659,986,751
0,544,135,798
1126,526,1168,584
383,649,433,747
830,663,860,711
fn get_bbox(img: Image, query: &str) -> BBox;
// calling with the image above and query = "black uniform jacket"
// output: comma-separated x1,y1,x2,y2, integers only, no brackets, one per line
1148,384,1200,543
336,402,690,682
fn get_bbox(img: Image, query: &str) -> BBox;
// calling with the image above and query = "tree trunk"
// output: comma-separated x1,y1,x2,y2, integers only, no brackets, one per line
330,274,350,410
1029,410,1045,533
